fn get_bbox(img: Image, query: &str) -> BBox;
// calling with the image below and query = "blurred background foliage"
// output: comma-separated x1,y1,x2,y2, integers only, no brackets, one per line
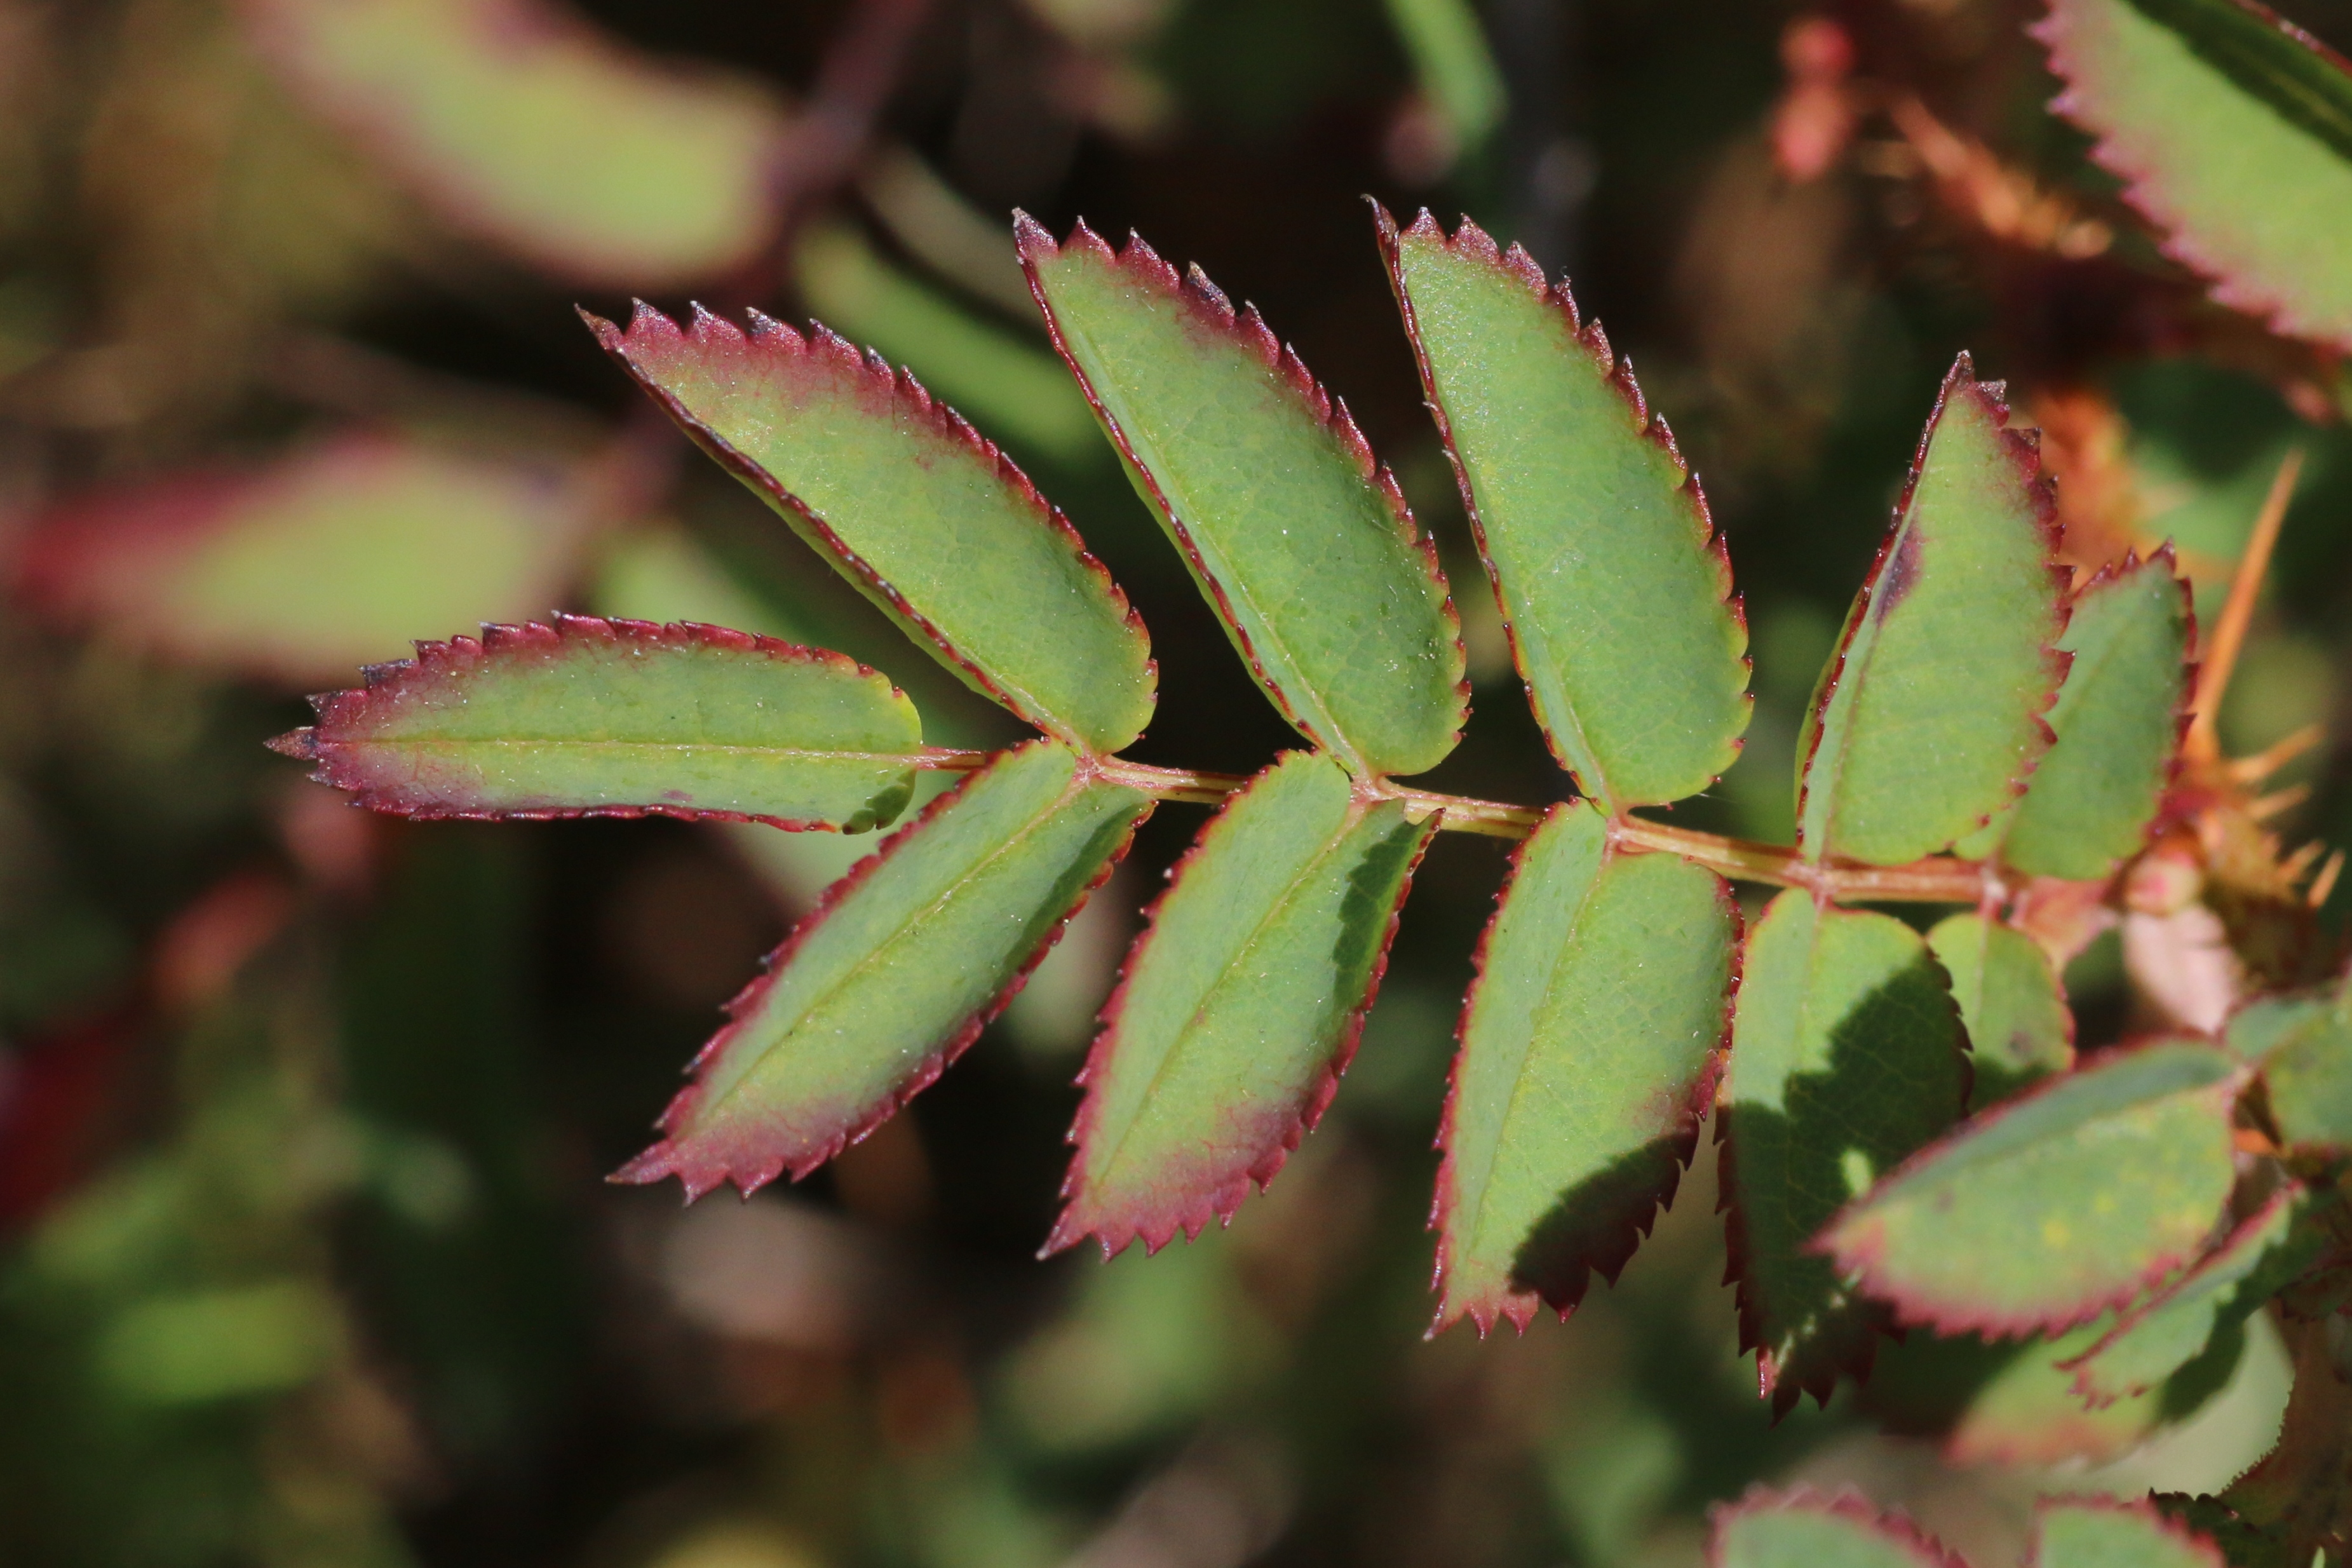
0,0,2349,1562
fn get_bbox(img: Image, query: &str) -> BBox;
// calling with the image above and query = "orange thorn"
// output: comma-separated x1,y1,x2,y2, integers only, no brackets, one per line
2227,721,2326,783
2251,784,2313,823
2187,447,2304,763
2279,840,2325,881
2310,849,2345,909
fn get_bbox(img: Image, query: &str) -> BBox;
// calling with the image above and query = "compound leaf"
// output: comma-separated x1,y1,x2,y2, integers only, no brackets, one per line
618,740,1150,1198
2030,1498,2227,1568
240,0,792,287
1721,891,1968,1411
270,614,923,832
1797,358,2067,866
1378,208,1750,811
1435,804,1736,1332
1048,752,1436,1255
1927,914,2074,1110
2232,978,2352,1153
1823,1039,2241,1337
590,302,1155,756
11,433,592,686
1710,1490,1970,1568
2064,1185,2319,1407
1017,216,1466,779
1968,550,2193,880
2034,0,2352,353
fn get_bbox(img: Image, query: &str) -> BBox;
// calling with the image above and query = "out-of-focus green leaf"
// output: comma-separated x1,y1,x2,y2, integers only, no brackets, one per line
591,302,1156,755
2064,1186,2318,1407
1964,551,2192,879
1927,914,2074,1109
1048,752,1434,1255
2232,978,2352,1152
1436,804,1735,1331
1796,358,2067,865
272,614,924,833
1017,217,1466,778
618,740,1150,1200
1710,1492,1966,1568
591,523,821,645
11,433,593,686
238,0,791,287
1381,0,1506,145
1722,891,1968,1410
796,223,1098,464
2031,1497,2229,1567
1824,1039,2241,1337
2034,0,2352,352
1379,210,1750,811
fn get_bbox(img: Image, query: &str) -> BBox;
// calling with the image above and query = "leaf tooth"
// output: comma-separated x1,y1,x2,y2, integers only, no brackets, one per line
1608,353,1651,426
1400,205,1447,244
1449,213,1504,267
1498,240,1548,294
1184,260,1233,318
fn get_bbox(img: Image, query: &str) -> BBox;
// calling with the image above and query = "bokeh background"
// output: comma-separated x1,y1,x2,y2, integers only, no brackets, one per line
3,0,2351,1563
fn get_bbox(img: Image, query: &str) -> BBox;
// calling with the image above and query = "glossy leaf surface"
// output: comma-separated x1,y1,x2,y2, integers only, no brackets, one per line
1722,891,1968,1409
1379,209,1750,811
619,741,1151,1198
1968,551,2191,879
1710,1492,1966,1568
271,615,923,832
591,302,1155,755
2030,1498,2227,1568
2034,0,2352,351
2064,1185,2315,1406
1797,358,2065,865
2233,981,2352,1152
1927,914,2074,1109
1436,804,1736,1331
1018,217,1465,778
1823,1039,2240,1336
240,0,790,287
12,435,591,686
1049,752,1435,1255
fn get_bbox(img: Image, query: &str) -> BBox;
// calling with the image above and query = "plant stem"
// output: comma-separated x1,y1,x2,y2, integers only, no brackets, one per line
919,749,1999,903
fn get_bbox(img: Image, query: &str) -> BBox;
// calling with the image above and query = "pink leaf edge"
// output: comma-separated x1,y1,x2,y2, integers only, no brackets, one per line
1818,1037,2241,1342
1428,817,1745,1338
2057,1182,2302,1409
616,741,1151,1201
2032,0,2352,356
267,611,908,832
1372,203,1754,808
2027,1495,2227,1567
1040,760,1440,1260
1707,1486,1972,1568
1792,353,2073,862
1013,210,1468,772
585,299,1155,752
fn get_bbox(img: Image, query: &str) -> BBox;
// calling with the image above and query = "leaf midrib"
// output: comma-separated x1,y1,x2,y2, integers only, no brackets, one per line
337,737,924,764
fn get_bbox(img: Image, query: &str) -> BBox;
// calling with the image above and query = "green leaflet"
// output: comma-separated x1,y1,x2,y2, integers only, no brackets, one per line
1436,804,1736,1331
2030,1499,2229,1568
272,615,923,832
1963,552,2192,879
1721,891,1968,1410
1867,1316,2203,1466
617,741,1151,1199
1796,358,2065,866
1049,752,1436,1255
1379,209,1751,811
2064,1186,2317,1407
2231,980,2352,1152
1017,217,1466,779
1926,914,2074,1110
15,434,592,687
590,302,1156,757
1710,1494,1962,1568
241,0,790,288
2034,0,2352,352
1823,1039,2241,1337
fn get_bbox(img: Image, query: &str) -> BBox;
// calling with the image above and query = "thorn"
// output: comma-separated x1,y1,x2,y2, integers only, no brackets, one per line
2227,721,2325,783
2250,784,2313,823
2278,839,2325,879
2187,447,2304,762
2309,849,2345,909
